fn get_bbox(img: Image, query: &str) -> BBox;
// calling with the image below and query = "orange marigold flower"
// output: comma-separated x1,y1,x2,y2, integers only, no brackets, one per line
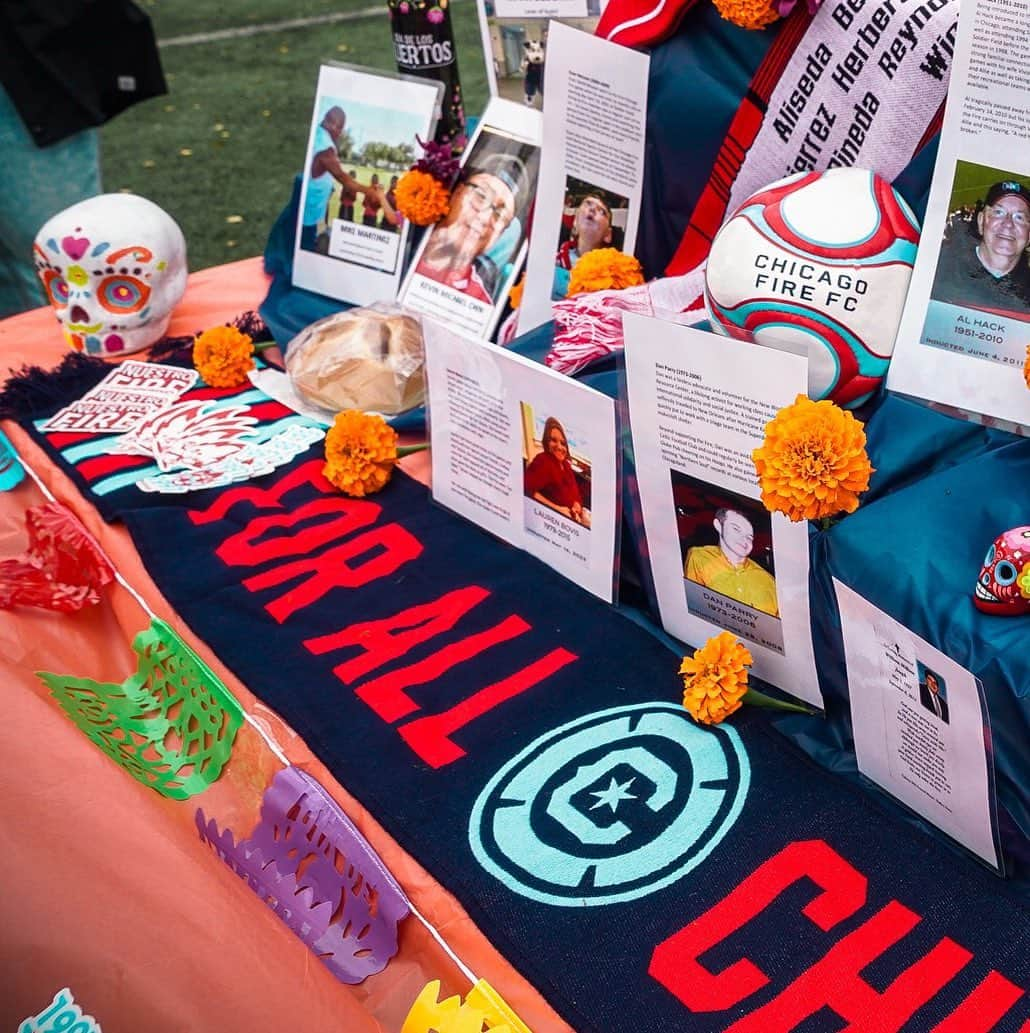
752,394,873,522
566,248,645,297
323,410,399,497
509,273,525,309
680,632,753,725
712,0,781,29
1024,344,1029,389
193,325,255,388
394,169,451,225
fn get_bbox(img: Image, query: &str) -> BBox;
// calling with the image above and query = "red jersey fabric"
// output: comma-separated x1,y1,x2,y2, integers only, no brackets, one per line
413,257,492,304
524,450,581,508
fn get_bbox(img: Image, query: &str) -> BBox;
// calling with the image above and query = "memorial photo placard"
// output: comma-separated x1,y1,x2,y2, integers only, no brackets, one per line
399,99,542,342
518,21,648,334
622,315,822,707
423,318,619,601
834,580,1002,871
292,63,442,306
888,0,1030,427
476,0,608,108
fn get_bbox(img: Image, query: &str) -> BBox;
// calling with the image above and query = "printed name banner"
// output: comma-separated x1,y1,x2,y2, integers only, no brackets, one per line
423,319,619,601
664,0,956,286
623,315,821,706
42,361,197,434
494,0,588,17
518,22,649,335
833,580,1002,871
888,0,1030,427
398,99,542,342
292,63,442,307
476,0,609,107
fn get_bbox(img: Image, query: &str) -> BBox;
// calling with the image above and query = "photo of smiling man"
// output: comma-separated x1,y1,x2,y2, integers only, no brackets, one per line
401,121,541,340
919,161,1030,370
930,178,1030,314
413,152,528,304
685,508,778,617
673,470,784,654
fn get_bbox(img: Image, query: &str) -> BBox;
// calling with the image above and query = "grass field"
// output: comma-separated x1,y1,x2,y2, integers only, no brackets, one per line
101,0,488,271
948,159,1030,212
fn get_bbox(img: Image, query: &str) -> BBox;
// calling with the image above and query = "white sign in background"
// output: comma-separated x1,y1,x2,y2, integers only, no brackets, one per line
833,580,1000,870
493,0,588,17
622,314,822,707
423,319,619,602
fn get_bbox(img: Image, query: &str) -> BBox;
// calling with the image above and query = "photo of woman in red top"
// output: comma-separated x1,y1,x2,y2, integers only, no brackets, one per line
524,416,591,528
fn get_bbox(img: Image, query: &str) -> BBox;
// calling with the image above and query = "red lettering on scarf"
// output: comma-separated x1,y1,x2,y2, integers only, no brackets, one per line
305,582,530,723
217,498,380,566
724,903,970,1032
191,462,582,767
930,971,1027,1032
243,523,423,622
304,585,581,760
398,647,579,767
651,839,1027,1030
353,615,533,722
305,585,491,683
189,459,331,524
649,840,867,1010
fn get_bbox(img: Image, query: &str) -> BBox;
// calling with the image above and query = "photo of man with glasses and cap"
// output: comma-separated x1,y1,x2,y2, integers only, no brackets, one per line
413,141,535,305
930,178,1030,314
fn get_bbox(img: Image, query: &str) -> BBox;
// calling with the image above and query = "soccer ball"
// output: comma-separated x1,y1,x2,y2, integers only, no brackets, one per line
704,168,920,408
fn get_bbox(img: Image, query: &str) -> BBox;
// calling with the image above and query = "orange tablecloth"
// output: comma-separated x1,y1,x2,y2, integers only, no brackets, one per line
0,259,569,1032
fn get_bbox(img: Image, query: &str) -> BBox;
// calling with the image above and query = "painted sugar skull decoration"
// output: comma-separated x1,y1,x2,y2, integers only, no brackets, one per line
973,525,1030,615
34,194,187,357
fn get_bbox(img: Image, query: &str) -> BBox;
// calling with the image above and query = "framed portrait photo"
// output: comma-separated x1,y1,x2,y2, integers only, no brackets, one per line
398,98,542,341
292,63,443,307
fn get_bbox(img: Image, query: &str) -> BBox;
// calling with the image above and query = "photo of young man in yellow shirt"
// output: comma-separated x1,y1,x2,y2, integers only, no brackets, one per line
684,507,779,618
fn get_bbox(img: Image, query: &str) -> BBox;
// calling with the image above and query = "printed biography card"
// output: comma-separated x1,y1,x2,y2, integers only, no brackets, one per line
399,99,542,342
518,21,649,334
292,63,442,307
888,0,1030,427
833,580,1001,871
423,319,618,601
476,0,609,107
623,315,821,707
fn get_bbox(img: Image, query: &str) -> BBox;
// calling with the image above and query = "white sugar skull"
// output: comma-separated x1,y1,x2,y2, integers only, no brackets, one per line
33,194,187,357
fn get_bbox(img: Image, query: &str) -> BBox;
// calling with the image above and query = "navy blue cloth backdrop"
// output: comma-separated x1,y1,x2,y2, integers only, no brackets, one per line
15,373,1030,1029
254,0,1029,872
115,460,1030,1032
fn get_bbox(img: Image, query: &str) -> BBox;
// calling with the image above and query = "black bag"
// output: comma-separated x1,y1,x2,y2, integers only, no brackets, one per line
0,0,167,147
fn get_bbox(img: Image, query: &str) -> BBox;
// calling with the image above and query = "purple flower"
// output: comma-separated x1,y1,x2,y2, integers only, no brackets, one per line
413,135,461,183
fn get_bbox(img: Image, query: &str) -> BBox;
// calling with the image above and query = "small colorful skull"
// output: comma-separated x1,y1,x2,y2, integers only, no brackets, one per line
973,525,1030,615
33,194,187,357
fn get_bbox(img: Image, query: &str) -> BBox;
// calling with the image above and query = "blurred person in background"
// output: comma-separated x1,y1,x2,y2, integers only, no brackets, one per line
0,0,167,318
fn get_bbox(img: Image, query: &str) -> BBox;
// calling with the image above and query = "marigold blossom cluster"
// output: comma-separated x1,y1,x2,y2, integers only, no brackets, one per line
680,631,753,725
566,248,645,297
753,394,874,522
323,410,400,497
193,325,255,388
